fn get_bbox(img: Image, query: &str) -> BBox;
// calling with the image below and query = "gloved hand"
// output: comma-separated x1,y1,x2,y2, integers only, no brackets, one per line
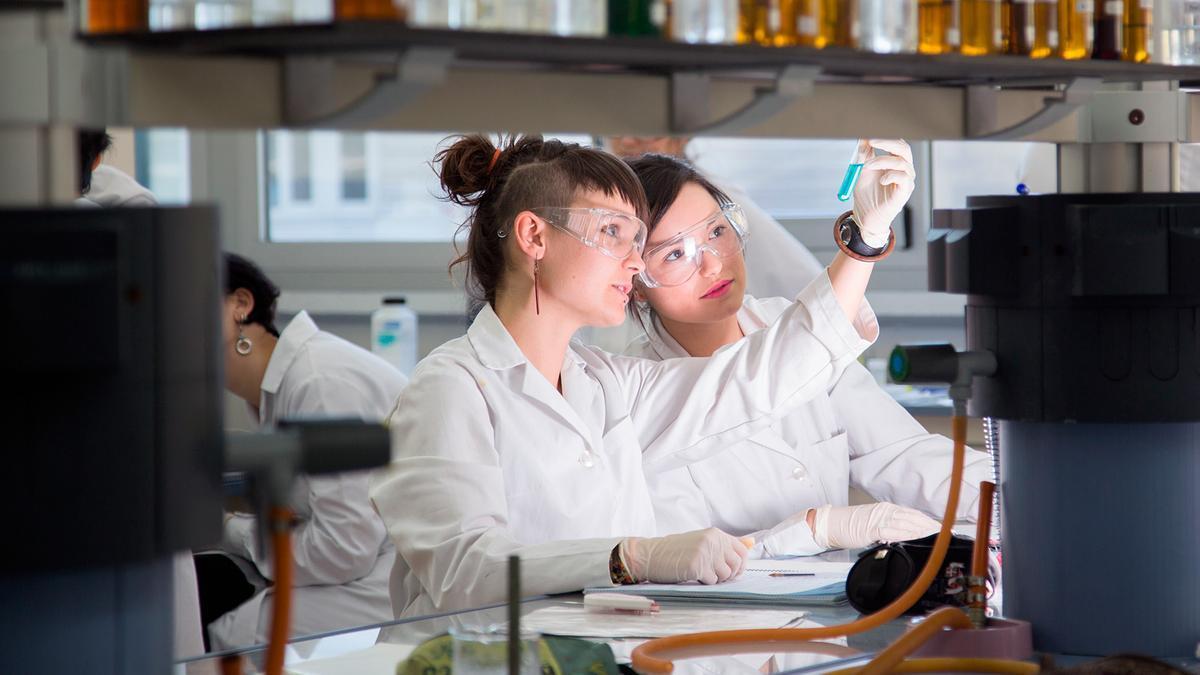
811,502,941,550
620,528,751,585
852,139,917,248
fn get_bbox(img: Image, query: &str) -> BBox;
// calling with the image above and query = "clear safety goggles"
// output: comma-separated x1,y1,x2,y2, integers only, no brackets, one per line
637,204,749,288
527,207,648,261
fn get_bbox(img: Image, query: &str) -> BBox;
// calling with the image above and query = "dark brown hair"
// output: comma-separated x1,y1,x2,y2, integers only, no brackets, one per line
225,252,281,338
436,134,649,308
623,153,735,330
623,153,731,239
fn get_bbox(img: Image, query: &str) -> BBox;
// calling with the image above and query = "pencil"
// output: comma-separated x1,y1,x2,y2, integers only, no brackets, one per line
768,572,815,577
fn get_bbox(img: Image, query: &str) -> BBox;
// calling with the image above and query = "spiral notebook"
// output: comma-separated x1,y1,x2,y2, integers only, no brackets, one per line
584,559,853,607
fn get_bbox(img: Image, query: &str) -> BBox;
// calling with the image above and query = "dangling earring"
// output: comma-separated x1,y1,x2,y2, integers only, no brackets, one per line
235,314,253,356
533,258,541,316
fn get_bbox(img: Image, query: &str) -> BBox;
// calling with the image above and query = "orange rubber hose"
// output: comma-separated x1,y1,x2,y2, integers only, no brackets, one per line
858,606,973,675
630,415,968,673
972,481,995,578
219,654,243,675
264,507,294,675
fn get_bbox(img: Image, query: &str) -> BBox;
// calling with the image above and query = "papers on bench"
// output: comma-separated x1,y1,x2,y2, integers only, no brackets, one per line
585,559,853,607
520,605,810,639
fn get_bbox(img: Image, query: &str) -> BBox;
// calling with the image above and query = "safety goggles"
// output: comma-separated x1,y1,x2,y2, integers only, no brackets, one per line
637,204,749,288
527,207,648,261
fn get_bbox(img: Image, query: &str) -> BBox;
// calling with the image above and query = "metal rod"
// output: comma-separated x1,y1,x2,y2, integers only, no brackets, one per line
508,554,520,675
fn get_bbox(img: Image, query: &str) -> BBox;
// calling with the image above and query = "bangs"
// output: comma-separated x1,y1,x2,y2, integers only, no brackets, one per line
563,148,650,223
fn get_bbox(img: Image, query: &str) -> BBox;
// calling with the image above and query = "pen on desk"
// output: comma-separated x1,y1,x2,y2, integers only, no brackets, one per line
768,572,815,577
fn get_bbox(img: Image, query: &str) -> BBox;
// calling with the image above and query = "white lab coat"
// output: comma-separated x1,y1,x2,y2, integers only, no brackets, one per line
74,165,158,208
208,311,408,650
624,295,993,556
370,272,878,618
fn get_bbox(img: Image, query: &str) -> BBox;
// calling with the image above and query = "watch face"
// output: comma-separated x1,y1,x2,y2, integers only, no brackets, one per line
839,221,854,246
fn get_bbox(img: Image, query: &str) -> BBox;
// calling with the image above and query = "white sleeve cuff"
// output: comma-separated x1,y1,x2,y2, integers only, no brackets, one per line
750,511,828,558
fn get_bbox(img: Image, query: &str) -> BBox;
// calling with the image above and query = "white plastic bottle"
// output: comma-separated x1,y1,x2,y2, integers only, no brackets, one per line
371,296,419,376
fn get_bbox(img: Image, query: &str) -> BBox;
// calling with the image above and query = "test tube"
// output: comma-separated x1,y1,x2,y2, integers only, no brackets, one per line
799,0,853,47
837,140,871,203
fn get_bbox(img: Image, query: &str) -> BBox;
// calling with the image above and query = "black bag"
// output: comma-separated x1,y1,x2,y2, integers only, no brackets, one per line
845,534,989,615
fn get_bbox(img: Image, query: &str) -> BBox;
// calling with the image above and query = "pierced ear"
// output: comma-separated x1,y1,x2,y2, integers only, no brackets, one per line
511,210,547,260
232,288,256,321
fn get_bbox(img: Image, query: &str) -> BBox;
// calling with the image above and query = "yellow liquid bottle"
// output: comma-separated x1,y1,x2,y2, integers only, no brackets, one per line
797,0,851,48
1122,0,1152,61
1008,0,1037,54
961,0,1001,54
1058,0,1094,59
738,0,760,43
919,0,952,53
773,0,799,45
1030,0,1059,56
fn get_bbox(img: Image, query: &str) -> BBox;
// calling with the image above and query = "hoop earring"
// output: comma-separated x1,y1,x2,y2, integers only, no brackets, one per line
235,314,253,356
533,258,541,316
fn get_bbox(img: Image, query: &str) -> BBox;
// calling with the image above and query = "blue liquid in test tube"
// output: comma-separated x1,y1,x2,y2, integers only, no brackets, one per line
837,163,863,202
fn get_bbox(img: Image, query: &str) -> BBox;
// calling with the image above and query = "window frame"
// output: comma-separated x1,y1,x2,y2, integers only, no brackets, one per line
192,130,938,294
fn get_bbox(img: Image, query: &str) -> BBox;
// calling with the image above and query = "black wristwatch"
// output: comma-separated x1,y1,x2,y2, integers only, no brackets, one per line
834,211,895,262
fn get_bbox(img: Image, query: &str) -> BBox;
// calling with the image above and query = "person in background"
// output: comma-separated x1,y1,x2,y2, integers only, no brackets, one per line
370,134,882,618
201,253,407,650
76,129,157,208
623,149,993,557
75,128,205,660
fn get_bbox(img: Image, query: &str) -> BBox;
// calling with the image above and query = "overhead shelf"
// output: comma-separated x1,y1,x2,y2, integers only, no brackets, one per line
75,23,1200,139
84,22,1200,85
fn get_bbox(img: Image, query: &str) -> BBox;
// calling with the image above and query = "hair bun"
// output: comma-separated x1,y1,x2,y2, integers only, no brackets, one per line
435,134,502,207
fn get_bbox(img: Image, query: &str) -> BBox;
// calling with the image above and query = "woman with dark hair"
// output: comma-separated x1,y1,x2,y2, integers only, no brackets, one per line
369,134,886,617
204,253,407,650
623,145,993,558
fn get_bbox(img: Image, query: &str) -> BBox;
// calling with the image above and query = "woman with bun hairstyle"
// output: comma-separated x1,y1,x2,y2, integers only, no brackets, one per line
370,135,887,617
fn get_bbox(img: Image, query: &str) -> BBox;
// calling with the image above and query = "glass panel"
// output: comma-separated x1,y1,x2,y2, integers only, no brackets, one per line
292,132,312,202
136,128,189,205
341,132,368,201
264,132,593,243
931,141,1057,208
688,138,859,219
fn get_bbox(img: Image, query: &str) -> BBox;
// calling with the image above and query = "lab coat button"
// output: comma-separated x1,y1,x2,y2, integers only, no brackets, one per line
791,466,806,479
579,452,596,468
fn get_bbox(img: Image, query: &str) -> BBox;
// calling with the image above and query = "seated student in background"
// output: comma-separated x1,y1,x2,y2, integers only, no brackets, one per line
199,253,407,650
623,147,994,557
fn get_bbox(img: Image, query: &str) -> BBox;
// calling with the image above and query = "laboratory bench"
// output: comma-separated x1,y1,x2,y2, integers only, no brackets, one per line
181,551,908,675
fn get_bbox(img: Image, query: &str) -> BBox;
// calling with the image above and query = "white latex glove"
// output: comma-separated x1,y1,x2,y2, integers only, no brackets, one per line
811,502,941,551
852,138,917,248
621,528,752,585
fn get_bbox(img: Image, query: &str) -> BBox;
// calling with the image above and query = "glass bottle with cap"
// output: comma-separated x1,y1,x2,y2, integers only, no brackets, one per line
918,0,958,53
1122,0,1152,61
1029,0,1059,56
1006,0,1037,53
856,0,919,53
960,0,1002,54
1059,0,1095,59
1094,0,1125,57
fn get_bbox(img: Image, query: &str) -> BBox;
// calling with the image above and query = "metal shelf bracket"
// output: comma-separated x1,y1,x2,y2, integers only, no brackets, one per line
966,77,1102,140
670,64,819,136
283,46,454,128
